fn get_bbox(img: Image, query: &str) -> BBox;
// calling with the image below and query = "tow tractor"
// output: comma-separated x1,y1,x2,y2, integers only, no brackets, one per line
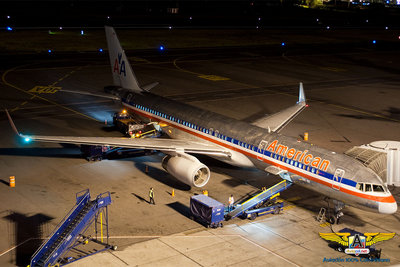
113,110,161,138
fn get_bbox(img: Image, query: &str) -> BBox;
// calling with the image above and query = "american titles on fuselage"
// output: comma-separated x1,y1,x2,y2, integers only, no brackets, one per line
266,140,330,172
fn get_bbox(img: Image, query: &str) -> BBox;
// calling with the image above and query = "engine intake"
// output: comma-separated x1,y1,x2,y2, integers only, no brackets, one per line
162,154,210,187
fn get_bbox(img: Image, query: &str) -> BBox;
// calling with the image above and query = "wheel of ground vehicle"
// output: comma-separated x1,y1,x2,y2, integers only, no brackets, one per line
274,206,280,214
249,213,257,220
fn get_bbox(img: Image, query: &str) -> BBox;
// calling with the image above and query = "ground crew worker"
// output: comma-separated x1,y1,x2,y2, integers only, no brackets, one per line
228,194,234,212
149,187,155,205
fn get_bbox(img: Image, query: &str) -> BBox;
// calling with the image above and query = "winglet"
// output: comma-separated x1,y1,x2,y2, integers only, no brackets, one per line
5,109,21,136
298,82,306,104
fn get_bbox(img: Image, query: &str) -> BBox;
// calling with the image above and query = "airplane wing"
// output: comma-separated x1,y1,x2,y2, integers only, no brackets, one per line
5,110,231,157
252,83,307,133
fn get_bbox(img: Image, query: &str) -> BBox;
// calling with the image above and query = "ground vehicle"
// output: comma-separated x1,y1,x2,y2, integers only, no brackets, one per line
113,111,160,138
190,194,224,228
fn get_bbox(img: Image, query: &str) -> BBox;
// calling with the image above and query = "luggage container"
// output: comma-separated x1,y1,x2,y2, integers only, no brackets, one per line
190,194,224,228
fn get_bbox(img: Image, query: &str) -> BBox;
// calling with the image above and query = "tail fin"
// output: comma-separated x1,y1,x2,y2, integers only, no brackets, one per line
105,26,142,92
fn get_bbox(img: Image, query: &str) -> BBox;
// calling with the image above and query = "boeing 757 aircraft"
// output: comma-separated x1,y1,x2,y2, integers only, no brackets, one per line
6,26,397,222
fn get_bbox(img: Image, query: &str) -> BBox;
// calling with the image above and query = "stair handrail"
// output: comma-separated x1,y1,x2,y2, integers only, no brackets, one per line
30,189,91,265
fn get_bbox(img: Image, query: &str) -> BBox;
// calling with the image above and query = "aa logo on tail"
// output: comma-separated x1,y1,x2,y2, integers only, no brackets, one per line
113,53,126,76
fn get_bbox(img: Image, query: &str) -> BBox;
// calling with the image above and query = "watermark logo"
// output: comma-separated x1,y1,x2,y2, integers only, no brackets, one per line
319,230,395,256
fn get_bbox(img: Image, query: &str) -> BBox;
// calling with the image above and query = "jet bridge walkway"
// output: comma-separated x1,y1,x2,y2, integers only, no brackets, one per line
225,180,292,220
30,189,112,267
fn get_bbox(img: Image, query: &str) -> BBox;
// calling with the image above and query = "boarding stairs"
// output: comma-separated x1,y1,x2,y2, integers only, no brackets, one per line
30,189,112,267
225,180,292,220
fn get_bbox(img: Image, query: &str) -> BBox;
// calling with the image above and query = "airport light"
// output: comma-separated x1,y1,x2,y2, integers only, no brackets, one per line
81,30,84,35
281,42,286,46
24,137,31,143
189,16,192,20
99,48,103,52
168,26,172,30
159,45,165,51
372,40,376,44
326,26,330,30
385,26,389,30
6,26,12,31
48,49,52,53
59,26,63,30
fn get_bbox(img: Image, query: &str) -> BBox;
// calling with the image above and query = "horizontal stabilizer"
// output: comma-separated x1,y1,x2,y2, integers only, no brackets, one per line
142,81,159,92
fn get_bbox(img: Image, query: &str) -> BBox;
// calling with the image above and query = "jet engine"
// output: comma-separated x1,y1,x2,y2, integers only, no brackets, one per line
162,154,210,187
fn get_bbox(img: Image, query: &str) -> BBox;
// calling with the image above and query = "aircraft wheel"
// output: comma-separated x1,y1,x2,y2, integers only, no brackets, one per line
328,214,337,224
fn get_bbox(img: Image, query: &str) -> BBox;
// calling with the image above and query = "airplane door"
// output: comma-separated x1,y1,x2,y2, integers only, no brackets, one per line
332,168,345,190
257,140,268,160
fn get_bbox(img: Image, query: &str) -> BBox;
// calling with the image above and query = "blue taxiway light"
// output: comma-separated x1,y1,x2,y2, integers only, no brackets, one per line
281,42,285,46
48,49,52,53
372,40,376,44
24,137,31,142
159,45,165,51
99,48,103,52
81,30,84,35
7,26,12,31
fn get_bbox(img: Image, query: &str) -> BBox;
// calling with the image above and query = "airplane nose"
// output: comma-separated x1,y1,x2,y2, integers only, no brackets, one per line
379,201,398,214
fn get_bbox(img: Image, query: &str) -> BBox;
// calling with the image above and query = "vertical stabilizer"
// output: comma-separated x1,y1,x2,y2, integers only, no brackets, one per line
105,26,142,92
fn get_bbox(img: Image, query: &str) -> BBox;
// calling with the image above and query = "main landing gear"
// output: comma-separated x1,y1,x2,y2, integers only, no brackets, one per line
317,198,345,224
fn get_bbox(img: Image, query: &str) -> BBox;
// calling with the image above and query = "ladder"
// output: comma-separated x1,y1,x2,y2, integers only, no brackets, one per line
30,189,112,267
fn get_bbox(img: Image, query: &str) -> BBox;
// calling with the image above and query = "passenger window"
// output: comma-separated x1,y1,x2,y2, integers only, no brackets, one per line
356,183,364,191
373,184,384,192
365,184,372,192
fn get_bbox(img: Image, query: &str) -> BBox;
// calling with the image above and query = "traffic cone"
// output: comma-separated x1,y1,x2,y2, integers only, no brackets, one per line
304,132,309,141
171,189,175,197
9,176,15,187
145,165,149,173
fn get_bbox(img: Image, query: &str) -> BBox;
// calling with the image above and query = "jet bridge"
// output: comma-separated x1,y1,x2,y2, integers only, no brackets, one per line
345,140,400,186
225,180,292,220
30,189,113,267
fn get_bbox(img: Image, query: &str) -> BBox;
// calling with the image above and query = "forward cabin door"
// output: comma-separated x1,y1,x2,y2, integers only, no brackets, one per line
332,168,345,190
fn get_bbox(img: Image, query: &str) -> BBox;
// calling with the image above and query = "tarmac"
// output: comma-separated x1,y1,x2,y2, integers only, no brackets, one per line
0,37,400,266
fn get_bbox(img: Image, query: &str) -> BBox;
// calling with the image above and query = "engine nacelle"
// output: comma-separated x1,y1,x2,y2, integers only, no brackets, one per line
162,154,210,187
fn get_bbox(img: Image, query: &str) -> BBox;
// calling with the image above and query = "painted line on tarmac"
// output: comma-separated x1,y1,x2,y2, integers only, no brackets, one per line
0,238,34,257
173,56,230,81
1,65,99,122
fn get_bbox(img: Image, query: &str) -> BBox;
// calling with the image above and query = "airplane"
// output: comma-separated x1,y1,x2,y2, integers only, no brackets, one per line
6,26,397,223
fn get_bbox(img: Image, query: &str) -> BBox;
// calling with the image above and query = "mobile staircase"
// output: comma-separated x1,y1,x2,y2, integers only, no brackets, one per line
225,180,292,220
30,189,113,267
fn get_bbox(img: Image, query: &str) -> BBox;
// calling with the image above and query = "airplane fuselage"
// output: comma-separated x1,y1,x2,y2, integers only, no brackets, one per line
117,89,397,215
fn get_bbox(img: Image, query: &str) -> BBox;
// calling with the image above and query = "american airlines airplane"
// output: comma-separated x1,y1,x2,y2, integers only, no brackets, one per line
6,26,397,222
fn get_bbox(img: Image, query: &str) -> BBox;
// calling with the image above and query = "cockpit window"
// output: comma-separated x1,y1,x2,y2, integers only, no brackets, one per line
365,184,372,192
373,184,384,192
